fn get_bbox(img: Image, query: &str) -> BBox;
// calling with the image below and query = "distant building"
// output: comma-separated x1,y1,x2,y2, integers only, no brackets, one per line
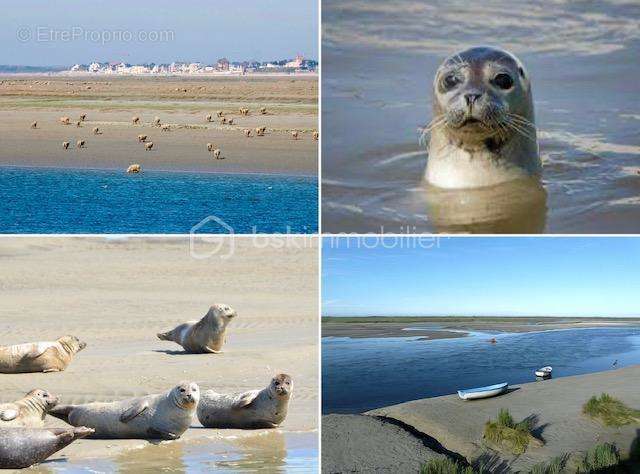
285,54,304,68
216,58,229,71
88,62,101,73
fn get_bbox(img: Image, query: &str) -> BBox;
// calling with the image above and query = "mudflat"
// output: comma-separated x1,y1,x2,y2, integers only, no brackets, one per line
322,317,640,339
0,75,318,175
0,236,318,465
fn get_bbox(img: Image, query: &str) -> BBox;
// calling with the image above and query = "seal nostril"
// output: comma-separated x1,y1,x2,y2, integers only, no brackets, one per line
464,93,481,107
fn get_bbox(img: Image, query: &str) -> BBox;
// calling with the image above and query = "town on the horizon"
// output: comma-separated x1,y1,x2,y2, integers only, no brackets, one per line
65,54,317,75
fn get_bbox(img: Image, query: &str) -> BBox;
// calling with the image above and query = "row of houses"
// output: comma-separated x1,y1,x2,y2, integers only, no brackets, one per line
69,55,317,75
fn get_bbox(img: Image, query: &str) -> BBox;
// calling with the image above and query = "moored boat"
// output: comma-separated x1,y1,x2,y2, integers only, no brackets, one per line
457,382,508,400
535,366,552,378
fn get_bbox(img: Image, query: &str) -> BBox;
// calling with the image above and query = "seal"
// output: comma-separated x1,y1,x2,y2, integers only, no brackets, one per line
424,46,541,189
0,426,94,469
197,374,293,429
0,389,59,428
49,382,199,440
0,335,86,374
157,304,237,354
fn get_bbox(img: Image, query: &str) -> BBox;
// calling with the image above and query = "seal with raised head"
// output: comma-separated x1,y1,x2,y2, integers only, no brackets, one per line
425,46,541,189
0,426,94,469
49,382,199,440
157,304,237,353
197,374,293,429
0,335,86,373
0,389,59,428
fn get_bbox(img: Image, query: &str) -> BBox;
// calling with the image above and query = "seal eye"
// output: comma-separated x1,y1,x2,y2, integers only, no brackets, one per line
180,388,186,393
442,74,461,91
493,73,514,90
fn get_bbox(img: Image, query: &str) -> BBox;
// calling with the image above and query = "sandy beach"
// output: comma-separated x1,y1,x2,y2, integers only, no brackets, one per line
323,365,640,473
0,236,318,471
322,317,640,339
0,75,317,175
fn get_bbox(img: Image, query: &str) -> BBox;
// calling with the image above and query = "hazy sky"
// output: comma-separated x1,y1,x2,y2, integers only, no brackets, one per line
2,0,318,66
323,237,640,318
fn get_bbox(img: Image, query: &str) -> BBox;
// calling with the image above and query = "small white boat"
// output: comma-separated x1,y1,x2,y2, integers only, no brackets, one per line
457,382,508,400
535,366,552,378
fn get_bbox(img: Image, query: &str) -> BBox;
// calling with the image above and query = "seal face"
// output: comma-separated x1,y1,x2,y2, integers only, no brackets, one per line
157,304,237,354
425,46,541,189
197,374,293,429
48,382,198,440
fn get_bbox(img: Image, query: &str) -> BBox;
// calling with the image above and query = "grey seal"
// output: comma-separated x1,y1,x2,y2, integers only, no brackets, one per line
425,46,540,189
0,335,86,373
0,426,93,469
49,382,199,440
197,374,293,429
0,389,59,428
157,304,237,353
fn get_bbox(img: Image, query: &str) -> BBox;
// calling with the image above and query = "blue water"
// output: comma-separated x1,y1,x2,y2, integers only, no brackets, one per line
0,167,317,233
322,327,640,414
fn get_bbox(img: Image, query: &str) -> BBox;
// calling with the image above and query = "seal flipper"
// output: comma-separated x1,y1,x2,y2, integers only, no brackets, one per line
0,408,18,421
232,390,260,409
203,346,222,354
147,427,179,440
49,404,74,423
119,400,149,423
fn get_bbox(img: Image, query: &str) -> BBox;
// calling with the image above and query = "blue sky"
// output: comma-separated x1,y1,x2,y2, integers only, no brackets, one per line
1,0,318,66
323,237,640,318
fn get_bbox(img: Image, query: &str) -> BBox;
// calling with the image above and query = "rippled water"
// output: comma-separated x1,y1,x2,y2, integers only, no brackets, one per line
0,167,318,233
322,327,640,414
34,432,317,473
322,0,640,233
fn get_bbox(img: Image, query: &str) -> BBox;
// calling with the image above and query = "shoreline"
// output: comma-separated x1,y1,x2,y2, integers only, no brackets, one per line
323,365,640,473
0,163,318,179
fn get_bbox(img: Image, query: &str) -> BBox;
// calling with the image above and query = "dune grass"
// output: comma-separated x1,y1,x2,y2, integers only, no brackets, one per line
483,409,542,455
577,443,620,473
420,458,480,474
582,393,640,427
528,455,568,474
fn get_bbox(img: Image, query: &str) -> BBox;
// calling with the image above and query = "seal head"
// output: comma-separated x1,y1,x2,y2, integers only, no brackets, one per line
270,373,293,398
171,382,200,410
426,46,541,188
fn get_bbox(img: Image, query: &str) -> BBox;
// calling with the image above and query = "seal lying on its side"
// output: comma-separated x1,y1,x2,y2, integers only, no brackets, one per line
425,46,541,189
0,336,86,373
49,382,199,440
157,304,237,353
0,389,59,428
197,374,293,429
0,426,94,469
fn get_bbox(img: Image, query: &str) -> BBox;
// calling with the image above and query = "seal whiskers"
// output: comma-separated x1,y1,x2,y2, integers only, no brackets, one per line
425,46,541,189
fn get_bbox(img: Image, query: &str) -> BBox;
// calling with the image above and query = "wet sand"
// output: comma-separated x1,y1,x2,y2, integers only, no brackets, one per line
0,237,318,469
0,76,318,176
322,317,640,339
323,365,640,473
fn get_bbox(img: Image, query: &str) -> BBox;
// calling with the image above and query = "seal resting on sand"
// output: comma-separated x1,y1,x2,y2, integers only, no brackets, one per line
197,374,292,429
49,382,199,440
425,46,540,189
0,389,59,428
157,304,237,353
0,426,94,469
0,336,86,373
